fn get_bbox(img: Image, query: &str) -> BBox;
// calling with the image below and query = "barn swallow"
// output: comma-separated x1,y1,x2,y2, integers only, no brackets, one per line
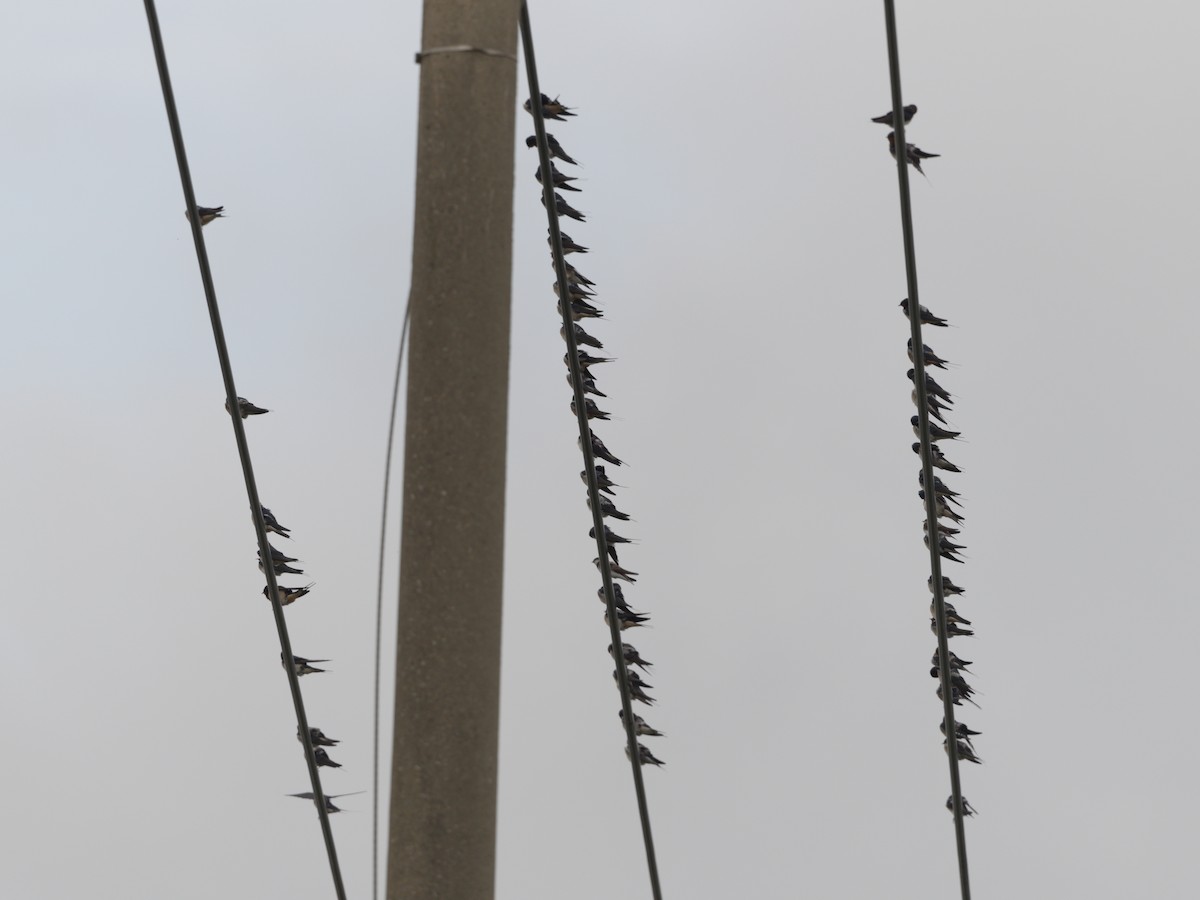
613,669,655,705
908,338,953,369
259,544,299,565
591,524,634,546
932,618,974,638
264,583,315,606
259,506,292,538
871,104,917,126
543,191,586,221
606,608,649,630
941,719,982,740
610,642,652,670
620,709,664,737
596,557,639,583
914,389,953,425
922,492,966,523
945,738,983,764
526,133,579,166
900,298,949,328
536,163,581,192
583,465,620,495
558,298,603,321
288,791,364,813
572,397,611,421
571,370,608,398
563,263,595,286
946,795,978,817
932,650,973,672
926,519,960,538
226,396,269,418
186,205,225,226
566,350,613,370
313,747,341,768
907,368,953,402
928,575,966,597
524,93,576,120
888,131,940,176
259,559,305,577
588,493,630,520
298,726,339,747
912,416,961,442
282,653,328,676
626,742,665,767
599,584,634,612
925,533,967,562
913,442,962,473
553,231,589,254
931,601,971,625
563,322,603,350
582,432,623,466
919,471,962,499
937,682,981,709
553,279,596,301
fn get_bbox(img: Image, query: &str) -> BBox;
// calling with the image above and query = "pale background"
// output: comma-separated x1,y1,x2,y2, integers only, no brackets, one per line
3,2,1199,898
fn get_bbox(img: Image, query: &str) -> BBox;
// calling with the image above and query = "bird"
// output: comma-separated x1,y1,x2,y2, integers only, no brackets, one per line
928,574,966,597
287,791,364,814
610,642,652,670
553,231,589,254
259,544,299,565
606,608,649,630
572,397,611,421
932,650,973,672
626,742,665,767
946,795,978,817
900,298,949,328
570,370,608,398
596,557,639,583
588,493,630,520
259,559,305,577
543,191,586,222
908,338,953,370
259,506,292,538
298,726,339,747
314,747,341,768
264,583,315,606
923,493,966,523
913,442,962,473
583,465,620,496
925,533,967,563
944,738,983,764
871,104,917,126
536,163,581,192
912,416,961,442
936,679,981,709
524,93,576,120
563,263,595,286
931,601,971,626
226,396,269,418
620,709,664,737
941,719,982,741
598,584,634,612
553,278,596,300
919,470,962,499
613,668,655,705
591,524,634,546
888,131,940,177
282,653,328,676
932,618,974,638
913,388,953,425
526,133,579,166
566,350,613,371
907,368,953,402
558,297,603,321
926,520,960,541
186,205,225,226
563,322,603,350
582,432,623,466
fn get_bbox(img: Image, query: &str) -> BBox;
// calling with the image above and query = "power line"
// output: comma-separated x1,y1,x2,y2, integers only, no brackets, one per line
140,4,347,897
880,2,973,897
518,4,664,899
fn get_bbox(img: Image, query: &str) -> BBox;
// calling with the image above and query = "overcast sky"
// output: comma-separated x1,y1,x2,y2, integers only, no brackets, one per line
4,2,1200,898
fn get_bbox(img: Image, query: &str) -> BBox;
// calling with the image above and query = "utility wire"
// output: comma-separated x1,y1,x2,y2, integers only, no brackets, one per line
880,2,972,897
373,299,412,900
141,4,347,898
518,4,664,898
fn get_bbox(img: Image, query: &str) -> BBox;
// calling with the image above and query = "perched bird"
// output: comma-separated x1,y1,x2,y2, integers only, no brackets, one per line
912,416,961,442
543,191,586,222
186,205,225,226
588,493,630,520
907,368,953,402
553,279,596,300
626,742,665,767
613,668,655,705
932,650,973,672
928,575,966,597
620,709,664,737
591,524,634,546
259,559,305,577
920,470,962,499
563,322,603,350
925,518,960,537
925,532,967,563
936,678,981,709
536,163,581,192
563,263,595,287
914,388,953,425
598,584,634,612
610,642,652,671
900,298,949,328
282,653,328,676
571,370,608,398
526,133,579,166
945,738,983,764
264,583,315,606
524,93,576,120
888,131,940,176
606,608,649,630
313,747,341,768
931,601,971,626
871,104,917,126
946,795,979,817
566,350,613,371
941,719,982,741
596,557,639,583
558,297,603,321
259,544,299,565
226,396,269,418
913,442,962,473
298,726,339,747
582,432,623,466
932,618,974,638
908,338,953,370
923,492,965,523
287,791,364,814
572,396,611,421
259,505,292,538
583,465,620,496
553,231,589,254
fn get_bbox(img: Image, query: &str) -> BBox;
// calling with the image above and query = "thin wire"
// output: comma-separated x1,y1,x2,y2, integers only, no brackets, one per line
519,4,663,898
880,2,972,897
373,298,412,900
141,4,347,898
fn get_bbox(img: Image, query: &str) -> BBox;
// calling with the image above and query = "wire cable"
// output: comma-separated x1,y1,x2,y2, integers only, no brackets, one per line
373,299,412,900
141,4,347,897
519,4,664,898
880,2,972,897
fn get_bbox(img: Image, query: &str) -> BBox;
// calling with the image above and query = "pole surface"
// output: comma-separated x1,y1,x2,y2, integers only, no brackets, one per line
387,2,521,898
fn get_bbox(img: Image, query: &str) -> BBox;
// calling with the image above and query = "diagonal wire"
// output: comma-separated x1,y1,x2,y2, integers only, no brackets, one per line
880,2,972,897
141,4,347,898
518,4,663,898
373,298,411,900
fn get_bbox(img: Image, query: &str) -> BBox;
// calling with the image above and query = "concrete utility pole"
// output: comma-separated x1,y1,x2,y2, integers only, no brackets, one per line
388,1,521,898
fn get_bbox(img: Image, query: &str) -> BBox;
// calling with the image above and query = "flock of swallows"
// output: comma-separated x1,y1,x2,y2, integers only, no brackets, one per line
526,92,665,769
873,104,940,178
222,393,360,814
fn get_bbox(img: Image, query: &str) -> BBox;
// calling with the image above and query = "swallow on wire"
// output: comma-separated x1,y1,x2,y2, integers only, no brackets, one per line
941,719,982,741
566,350,613,371
260,559,305,577
583,465,620,496
553,231,589,254
925,518,961,538
888,131,940,177
543,191,586,222
928,575,966,597
907,368,953,402
282,652,328,676
613,669,655,705
571,370,608,398
582,432,623,466
599,584,634,612
932,618,974,638
914,389,953,425
526,133,579,166
559,298,603,322
945,738,983,764
919,470,962,499
871,104,916,126
912,416,961,442
932,650,973,672
946,795,978,817
606,608,649,630
588,493,630,520
264,583,315,606
627,742,665,767
908,338,953,370
937,680,981,709
553,280,596,302
596,557,639,583
931,602,971,626
563,263,595,286
288,791,364,813
572,397,611,421
591,524,634,547
900,298,949,328
620,709,664,737
298,726,339,747
562,322,603,350
536,163,581,192
313,747,341,768
925,533,966,563
610,642,652,671
259,544,299,565
260,505,292,538
923,492,965,523
187,205,225,226
524,93,576,120
913,442,962,473
226,396,269,418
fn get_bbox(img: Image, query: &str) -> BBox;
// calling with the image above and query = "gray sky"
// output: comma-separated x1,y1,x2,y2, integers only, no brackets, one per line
4,1,1200,898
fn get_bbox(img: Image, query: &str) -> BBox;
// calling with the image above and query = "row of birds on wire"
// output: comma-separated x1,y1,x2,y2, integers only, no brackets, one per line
525,92,665,769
